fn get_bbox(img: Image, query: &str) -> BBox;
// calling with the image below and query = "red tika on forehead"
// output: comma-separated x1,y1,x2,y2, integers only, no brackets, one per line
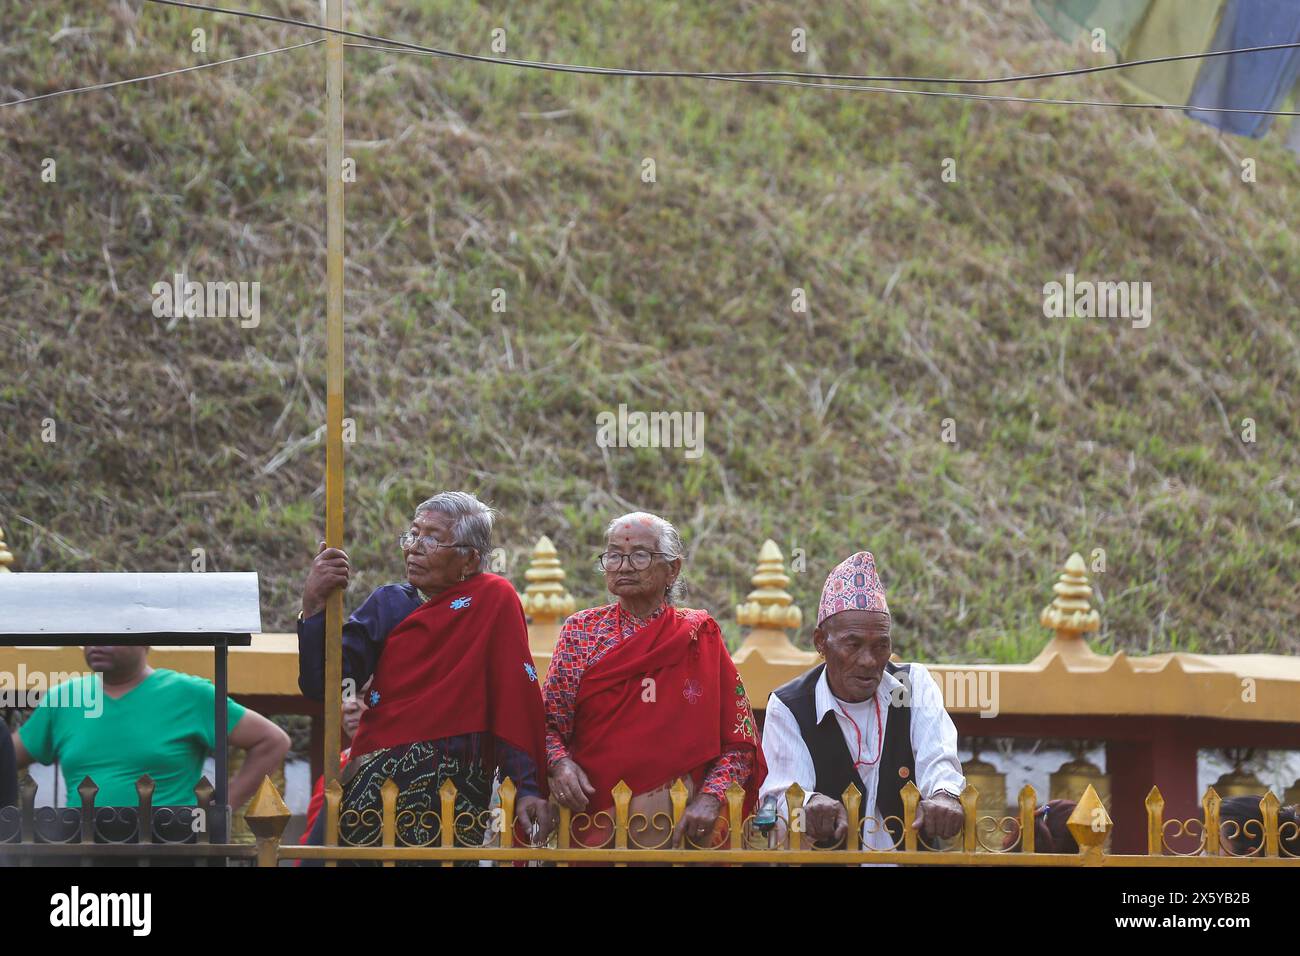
613,517,654,536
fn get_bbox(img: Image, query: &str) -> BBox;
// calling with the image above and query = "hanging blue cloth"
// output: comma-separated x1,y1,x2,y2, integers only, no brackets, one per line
1187,0,1300,137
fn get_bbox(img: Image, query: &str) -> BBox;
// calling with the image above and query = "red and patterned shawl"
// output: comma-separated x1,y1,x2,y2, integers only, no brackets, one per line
568,606,765,815
347,571,548,793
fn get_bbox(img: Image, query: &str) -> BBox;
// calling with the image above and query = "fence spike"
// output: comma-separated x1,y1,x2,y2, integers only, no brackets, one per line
77,776,98,850
246,776,290,867
786,782,806,853
1202,787,1221,856
439,777,458,867
18,773,37,847
1145,786,1165,856
726,780,746,851
380,778,400,866
193,776,214,849
960,783,980,852
1018,784,1037,854
901,780,921,852
612,780,632,860
1067,783,1111,854
135,775,155,847
324,779,343,867
841,782,862,851
1261,791,1281,858
670,778,690,828
663,779,691,866
499,776,517,851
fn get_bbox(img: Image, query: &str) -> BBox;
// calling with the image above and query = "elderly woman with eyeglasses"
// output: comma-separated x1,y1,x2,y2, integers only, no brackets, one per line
542,512,766,850
296,491,550,859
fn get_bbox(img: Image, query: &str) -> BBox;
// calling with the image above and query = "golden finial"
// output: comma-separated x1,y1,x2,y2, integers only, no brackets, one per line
1040,552,1100,637
520,535,576,623
736,539,803,631
244,776,291,841
0,523,13,572
735,540,812,665
1067,783,1112,851
245,776,291,866
520,535,576,657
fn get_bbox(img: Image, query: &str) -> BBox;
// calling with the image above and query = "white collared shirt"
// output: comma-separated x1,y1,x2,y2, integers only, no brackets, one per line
759,662,965,850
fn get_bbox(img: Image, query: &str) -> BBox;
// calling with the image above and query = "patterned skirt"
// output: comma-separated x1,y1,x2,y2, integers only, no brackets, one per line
338,738,494,866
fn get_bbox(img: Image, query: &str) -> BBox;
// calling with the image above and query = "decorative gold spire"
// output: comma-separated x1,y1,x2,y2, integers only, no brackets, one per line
1040,552,1100,638
520,535,576,622
736,539,803,631
734,540,813,665
0,523,13,572
520,535,576,656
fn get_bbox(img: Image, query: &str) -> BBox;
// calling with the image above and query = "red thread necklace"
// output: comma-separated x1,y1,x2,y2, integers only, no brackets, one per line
836,695,884,769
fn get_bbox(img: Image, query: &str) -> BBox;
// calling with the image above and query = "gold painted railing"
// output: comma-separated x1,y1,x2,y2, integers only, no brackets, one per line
242,777,1300,867
5,770,1295,865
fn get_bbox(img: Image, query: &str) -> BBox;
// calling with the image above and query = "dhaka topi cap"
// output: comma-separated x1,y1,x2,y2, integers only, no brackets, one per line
817,551,889,627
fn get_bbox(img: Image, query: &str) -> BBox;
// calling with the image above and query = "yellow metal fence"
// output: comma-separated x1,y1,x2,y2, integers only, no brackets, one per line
241,776,1300,867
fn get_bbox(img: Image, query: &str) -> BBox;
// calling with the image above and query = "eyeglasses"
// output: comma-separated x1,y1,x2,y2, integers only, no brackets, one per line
398,531,470,554
596,549,671,572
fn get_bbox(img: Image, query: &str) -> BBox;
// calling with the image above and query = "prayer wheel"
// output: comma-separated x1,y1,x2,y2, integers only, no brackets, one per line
1212,767,1267,799
1050,755,1111,851
961,754,1007,853
1050,756,1111,808
1214,749,1267,799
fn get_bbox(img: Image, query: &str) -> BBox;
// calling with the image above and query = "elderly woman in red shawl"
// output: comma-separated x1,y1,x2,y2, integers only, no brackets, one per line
543,512,765,849
298,491,550,859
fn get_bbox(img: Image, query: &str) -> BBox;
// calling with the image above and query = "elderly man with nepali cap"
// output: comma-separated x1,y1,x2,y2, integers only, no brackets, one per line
760,551,965,850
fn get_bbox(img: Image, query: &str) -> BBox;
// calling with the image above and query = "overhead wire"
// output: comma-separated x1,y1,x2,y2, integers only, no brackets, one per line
341,42,1300,116
4,0,1298,117
0,37,322,108
143,0,1300,89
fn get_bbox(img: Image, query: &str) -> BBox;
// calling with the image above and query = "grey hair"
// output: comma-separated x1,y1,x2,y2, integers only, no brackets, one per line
414,491,498,568
604,511,688,603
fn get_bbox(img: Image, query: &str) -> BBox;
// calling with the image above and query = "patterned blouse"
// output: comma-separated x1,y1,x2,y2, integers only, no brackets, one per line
542,601,755,802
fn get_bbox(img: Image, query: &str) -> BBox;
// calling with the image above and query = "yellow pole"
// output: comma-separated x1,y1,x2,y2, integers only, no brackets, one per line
322,0,346,821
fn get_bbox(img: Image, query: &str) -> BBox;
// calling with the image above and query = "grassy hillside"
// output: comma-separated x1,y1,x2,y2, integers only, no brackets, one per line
2,0,1296,661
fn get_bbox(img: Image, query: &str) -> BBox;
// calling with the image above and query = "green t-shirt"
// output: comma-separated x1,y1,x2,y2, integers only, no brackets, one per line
19,668,247,807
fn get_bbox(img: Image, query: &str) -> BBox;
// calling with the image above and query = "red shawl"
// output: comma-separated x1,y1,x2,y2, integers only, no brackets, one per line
348,572,548,795
569,606,766,815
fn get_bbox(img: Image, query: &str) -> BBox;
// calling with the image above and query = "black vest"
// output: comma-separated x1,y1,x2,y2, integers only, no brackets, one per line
772,662,915,847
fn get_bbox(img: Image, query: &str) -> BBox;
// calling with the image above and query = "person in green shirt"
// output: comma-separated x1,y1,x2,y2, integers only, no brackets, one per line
13,645,289,810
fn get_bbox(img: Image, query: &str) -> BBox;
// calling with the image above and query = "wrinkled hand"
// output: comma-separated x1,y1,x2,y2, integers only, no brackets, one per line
515,795,553,843
548,757,596,812
804,793,849,844
914,792,963,841
302,541,350,619
672,793,722,848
